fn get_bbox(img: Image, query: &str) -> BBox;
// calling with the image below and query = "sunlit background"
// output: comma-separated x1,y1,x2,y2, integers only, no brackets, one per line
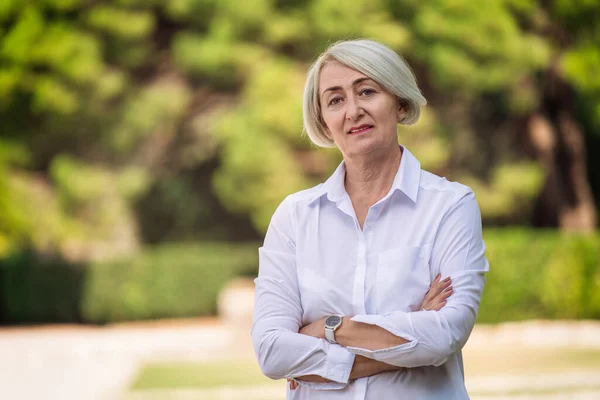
1,0,599,399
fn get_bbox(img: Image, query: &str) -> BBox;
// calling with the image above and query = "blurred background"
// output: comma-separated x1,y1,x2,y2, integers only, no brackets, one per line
0,0,599,399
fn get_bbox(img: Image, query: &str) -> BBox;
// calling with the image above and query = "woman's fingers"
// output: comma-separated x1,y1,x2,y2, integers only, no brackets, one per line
427,276,451,299
431,286,453,308
442,285,453,298
288,379,299,390
435,285,453,300
422,276,453,312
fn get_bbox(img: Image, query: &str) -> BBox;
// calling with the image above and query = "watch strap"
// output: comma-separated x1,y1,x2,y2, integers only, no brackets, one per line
325,327,336,343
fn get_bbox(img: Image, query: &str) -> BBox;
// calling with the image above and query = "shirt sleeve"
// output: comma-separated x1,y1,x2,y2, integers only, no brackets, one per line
251,197,355,389
347,191,489,368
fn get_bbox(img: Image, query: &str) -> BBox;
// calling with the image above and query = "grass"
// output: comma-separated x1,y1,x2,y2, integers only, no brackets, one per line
131,358,272,390
130,348,600,391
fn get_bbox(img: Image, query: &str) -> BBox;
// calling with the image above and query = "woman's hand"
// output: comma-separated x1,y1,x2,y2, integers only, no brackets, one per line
420,273,452,311
287,374,330,390
289,274,452,389
299,317,326,339
288,355,401,390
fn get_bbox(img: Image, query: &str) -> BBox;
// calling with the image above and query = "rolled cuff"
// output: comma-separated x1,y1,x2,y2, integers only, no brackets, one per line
297,343,355,390
324,342,355,383
347,314,419,363
297,380,349,390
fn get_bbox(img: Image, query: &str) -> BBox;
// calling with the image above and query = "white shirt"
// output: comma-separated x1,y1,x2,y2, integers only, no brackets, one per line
251,146,489,400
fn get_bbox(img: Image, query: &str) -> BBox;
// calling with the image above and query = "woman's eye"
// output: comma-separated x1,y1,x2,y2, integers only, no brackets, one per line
360,88,375,96
329,97,342,106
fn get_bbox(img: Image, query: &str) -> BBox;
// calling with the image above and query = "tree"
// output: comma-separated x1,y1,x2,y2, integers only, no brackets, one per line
0,0,598,262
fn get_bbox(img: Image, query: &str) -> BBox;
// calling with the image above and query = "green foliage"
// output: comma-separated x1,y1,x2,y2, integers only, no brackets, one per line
0,242,258,323
540,235,600,318
410,0,550,94
0,251,86,322
0,173,21,253
80,242,259,323
308,0,410,49
0,0,18,22
397,109,450,172
172,32,239,86
212,58,312,232
462,162,545,220
1,230,598,324
84,6,155,39
551,0,600,132
1,6,45,64
0,0,598,276
0,140,31,252
5,170,67,253
33,76,79,115
478,229,600,323
108,79,192,152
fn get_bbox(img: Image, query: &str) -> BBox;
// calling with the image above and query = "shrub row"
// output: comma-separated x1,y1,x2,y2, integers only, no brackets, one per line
1,229,598,324
0,242,259,324
478,229,600,322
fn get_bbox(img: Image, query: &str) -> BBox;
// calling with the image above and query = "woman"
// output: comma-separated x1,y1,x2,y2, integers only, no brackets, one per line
251,39,489,399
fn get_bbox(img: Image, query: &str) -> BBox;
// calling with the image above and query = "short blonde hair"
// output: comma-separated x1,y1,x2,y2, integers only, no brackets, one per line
303,39,427,148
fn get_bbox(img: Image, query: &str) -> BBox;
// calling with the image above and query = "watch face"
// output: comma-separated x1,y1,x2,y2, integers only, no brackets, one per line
325,316,342,328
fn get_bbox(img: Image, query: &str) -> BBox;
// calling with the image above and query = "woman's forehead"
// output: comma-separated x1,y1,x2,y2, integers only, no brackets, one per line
318,62,371,92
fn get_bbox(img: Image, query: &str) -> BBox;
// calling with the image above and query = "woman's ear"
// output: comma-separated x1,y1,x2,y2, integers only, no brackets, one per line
397,99,408,122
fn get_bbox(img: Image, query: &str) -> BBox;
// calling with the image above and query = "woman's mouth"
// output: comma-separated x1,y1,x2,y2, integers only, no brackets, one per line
348,125,373,135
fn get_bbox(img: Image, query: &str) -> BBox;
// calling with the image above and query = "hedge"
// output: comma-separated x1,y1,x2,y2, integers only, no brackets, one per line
0,242,259,324
479,229,600,322
0,229,598,324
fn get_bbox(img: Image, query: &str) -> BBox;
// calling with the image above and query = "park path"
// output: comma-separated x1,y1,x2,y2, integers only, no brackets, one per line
1,319,600,400
0,319,238,400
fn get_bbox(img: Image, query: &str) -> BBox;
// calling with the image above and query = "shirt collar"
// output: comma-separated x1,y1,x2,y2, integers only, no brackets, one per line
310,145,421,205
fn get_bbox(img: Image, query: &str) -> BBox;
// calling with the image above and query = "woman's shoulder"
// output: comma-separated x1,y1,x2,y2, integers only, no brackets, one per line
282,183,327,206
419,169,474,203
269,184,325,229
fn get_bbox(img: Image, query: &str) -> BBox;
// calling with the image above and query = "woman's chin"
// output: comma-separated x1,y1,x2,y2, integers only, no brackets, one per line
343,138,387,158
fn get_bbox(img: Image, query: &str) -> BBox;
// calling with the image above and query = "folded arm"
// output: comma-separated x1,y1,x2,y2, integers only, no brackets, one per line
251,199,355,389
294,272,452,390
300,192,488,368
296,271,455,376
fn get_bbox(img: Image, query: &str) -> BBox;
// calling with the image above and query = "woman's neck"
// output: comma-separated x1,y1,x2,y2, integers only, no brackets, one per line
344,145,402,207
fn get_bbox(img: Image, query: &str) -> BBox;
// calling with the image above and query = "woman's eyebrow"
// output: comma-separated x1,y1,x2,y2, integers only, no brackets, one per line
320,77,374,99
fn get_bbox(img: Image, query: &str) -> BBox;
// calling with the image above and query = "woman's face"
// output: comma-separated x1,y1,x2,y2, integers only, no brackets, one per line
318,61,405,158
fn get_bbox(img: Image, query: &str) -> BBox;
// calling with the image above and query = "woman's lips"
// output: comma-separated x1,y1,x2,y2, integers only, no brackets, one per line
348,125,373,135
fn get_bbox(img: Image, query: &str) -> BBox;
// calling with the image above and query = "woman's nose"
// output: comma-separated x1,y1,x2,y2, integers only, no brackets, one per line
345,96,364,121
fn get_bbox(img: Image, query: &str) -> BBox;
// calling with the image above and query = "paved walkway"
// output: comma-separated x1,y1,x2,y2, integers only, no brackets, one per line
0,319,599,400
0,319,236,400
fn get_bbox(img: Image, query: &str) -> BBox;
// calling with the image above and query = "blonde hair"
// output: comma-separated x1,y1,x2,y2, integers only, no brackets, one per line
303,39,427,148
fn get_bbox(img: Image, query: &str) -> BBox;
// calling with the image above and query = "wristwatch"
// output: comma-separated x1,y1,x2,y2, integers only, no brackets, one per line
324,315,343,344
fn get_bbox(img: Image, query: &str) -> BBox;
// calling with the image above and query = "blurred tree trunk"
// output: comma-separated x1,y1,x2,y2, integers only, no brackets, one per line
528,71,597,232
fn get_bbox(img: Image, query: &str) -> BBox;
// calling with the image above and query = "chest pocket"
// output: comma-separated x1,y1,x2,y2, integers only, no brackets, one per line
376,245,432,314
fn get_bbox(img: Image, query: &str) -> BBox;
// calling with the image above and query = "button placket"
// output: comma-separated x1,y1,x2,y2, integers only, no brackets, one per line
352,229,368,315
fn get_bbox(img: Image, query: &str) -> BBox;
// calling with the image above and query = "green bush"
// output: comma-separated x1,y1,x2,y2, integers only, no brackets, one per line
0,251,86,323
1,230,599,325
478,229,600,323
539,234,600,319
0,242,259,324
81,242,259,323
